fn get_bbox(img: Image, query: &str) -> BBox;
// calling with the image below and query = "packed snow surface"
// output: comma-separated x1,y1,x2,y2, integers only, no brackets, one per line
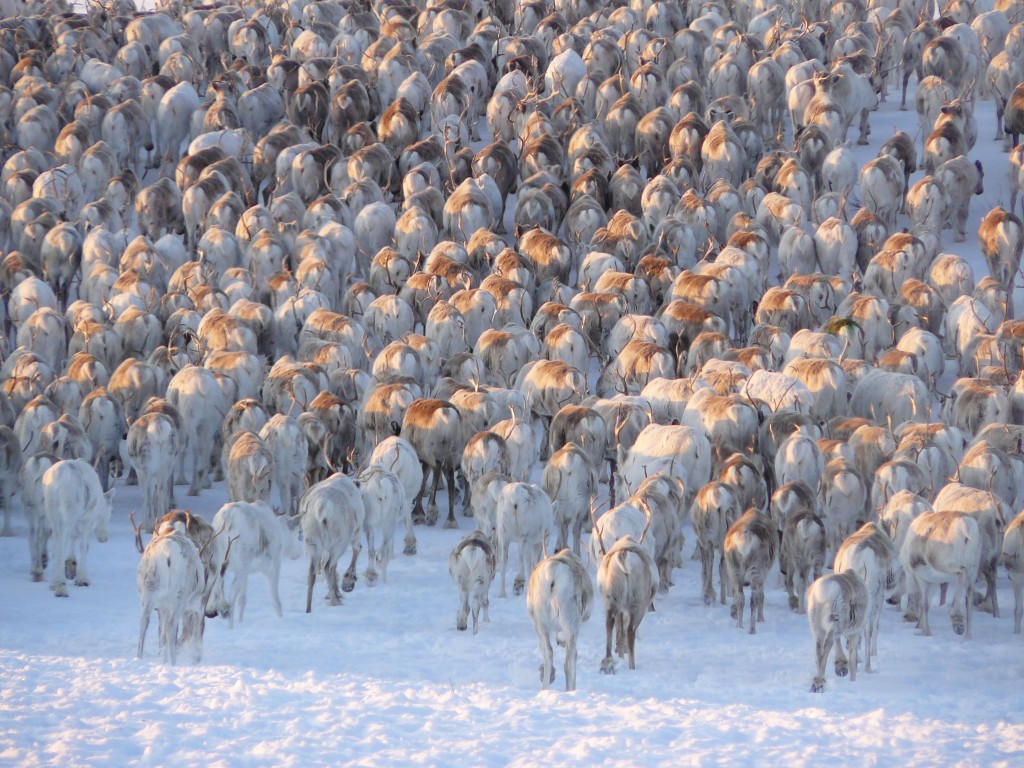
2,468,1024,767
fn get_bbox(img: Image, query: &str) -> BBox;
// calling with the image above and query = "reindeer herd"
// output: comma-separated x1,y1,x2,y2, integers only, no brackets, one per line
3,0,1024,693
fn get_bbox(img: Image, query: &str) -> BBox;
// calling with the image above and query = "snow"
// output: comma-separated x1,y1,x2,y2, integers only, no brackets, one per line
4,8,1024,768
3,454,1024,765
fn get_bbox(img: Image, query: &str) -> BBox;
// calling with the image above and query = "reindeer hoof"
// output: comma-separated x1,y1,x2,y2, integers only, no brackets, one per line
64,559,77,581
513,579,524,596
31,572,42,583
811,679,825,693
456,620,467,632
75,578,89,587
600,659,616,675
444,518,459,530
364,571,378,587
730,604,738,619
403,542,417,556
54,585,68,598
952,620,966,636
835,660,849,678
703,593,714,606
789,595,799,610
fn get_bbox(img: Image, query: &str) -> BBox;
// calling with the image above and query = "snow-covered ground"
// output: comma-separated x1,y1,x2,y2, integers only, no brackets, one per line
4,13,1024,768
3,468,1024,767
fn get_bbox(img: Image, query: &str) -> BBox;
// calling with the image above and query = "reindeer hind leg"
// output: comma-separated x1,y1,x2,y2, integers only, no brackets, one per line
444,462,458,529
305,558,316,614
811,627,834,692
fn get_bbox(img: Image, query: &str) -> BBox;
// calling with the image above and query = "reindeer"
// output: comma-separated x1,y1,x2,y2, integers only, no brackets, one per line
834,522,900,672
489,482,555,599
933,483,1009,619
300,474,365,613
526,548,594,692
900,511,982,638
366,436,422,557
208,500,303,626
43,460,114,598
595,533,657,675
225,430,274,505
1003,510,1024,634
127,412,179,533
542,442,598,557
978,207,1024,319
136,528,205,665
400,399,465,528
807,572,870,692
448,531,496,634
724,508,778,634
781,509,826,614
691,481,743,606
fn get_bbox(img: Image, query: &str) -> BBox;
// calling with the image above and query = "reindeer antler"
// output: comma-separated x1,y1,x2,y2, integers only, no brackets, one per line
129,510,144,554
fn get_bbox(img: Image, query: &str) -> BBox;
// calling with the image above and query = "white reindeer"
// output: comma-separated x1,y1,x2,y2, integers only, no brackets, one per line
21,452,59,582
781,510,826,614
358,467,408,586
259,415,308,518
834,522,900,672
300,474,365,612
900,511,982,638
492,482,555,598
43,459,114,598
541,442,598,557
136,529,205,665
526,548,594,692
595,535,657,674
367,436,421,557
209,501,302,625
691,481,742,606
724,509,778,634
448,531,496,634
807,572,870,693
